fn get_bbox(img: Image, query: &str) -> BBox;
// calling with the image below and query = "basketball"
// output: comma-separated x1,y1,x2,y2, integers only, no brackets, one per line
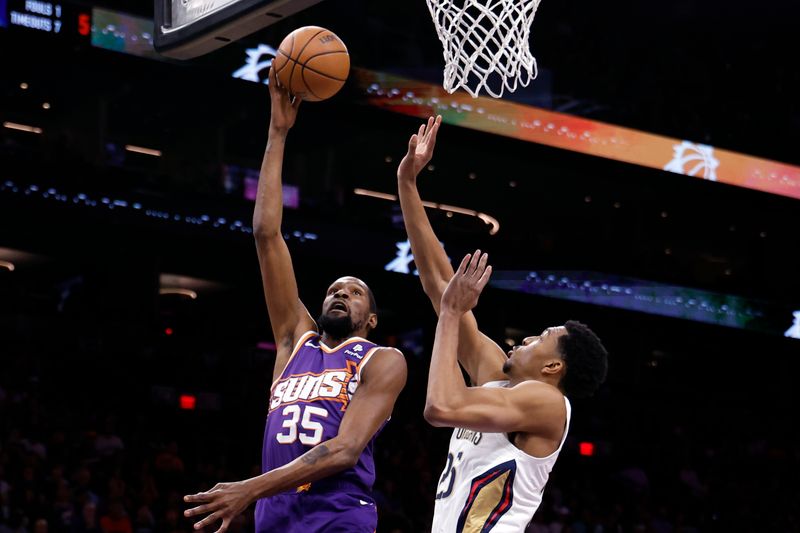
273,26,350,102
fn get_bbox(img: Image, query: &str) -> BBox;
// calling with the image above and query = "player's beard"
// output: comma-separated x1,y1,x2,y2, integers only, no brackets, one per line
502,358,512,375
317,312,358,340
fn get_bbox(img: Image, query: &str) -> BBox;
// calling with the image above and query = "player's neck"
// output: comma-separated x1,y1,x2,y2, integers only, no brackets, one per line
508,376,533,387
320,331,366,348
509,375,560,389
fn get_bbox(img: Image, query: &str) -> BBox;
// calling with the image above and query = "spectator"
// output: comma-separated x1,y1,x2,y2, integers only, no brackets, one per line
98,500,131,533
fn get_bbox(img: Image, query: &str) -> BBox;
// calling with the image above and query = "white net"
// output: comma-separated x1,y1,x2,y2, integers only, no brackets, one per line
426,0,543,98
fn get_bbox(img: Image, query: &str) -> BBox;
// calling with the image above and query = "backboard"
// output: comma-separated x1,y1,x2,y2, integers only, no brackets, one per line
154,0,324,60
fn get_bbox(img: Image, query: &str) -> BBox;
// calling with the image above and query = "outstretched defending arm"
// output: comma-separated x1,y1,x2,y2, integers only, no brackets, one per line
397,117,507,385
254,67,316,383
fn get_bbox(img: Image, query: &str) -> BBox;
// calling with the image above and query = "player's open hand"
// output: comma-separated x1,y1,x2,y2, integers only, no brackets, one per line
397,115,442,183
184,480,253,533
441,250,492,315
268,66,301,134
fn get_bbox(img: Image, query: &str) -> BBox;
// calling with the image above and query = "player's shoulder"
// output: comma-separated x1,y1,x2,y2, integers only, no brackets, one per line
356,346,407,390
371,346,406,364
362,346,407,374
510,380,565,405
374,345,404,356
511,381,567,437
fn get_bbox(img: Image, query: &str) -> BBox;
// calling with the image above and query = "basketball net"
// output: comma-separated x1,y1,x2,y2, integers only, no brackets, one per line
426,0,543,98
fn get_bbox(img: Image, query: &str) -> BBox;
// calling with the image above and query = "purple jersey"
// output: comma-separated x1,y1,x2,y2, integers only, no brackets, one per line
255,331,391,532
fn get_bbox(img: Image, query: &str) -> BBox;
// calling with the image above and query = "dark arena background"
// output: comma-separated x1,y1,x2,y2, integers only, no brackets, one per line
1,0,799,531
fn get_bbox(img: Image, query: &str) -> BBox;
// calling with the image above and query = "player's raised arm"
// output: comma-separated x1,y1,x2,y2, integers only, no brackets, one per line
396,116,452,304
254,67,316,382
397,117,506,385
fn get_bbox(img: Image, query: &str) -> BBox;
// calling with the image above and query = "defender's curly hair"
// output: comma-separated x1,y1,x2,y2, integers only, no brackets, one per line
557,320,608,398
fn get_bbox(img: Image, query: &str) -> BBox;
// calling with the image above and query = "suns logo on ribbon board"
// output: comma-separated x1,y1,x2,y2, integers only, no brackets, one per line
385,240,418,275
384,239,451,276
786,311,800,340
232,43,277,84
663,141,719,181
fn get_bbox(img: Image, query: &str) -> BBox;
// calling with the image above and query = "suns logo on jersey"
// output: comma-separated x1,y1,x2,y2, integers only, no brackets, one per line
270,360,360,412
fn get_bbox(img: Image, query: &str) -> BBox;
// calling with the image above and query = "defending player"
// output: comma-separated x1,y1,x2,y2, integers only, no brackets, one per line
183,68,407,533
397,116,608,530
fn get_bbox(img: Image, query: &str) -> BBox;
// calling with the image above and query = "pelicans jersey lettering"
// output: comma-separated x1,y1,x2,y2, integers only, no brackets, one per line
431,381,571,532
255,331,395,533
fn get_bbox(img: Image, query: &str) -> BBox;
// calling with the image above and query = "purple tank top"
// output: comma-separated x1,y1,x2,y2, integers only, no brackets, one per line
262,331,386,496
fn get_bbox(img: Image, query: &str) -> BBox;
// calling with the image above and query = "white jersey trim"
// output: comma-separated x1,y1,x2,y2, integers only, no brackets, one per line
356,346,402,382
318,335,372,353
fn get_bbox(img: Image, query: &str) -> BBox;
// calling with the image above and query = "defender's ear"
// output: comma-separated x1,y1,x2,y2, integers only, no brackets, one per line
542,359,564,376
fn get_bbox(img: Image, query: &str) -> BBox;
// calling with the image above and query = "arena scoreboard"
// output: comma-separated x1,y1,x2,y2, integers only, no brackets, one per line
4,0,90,39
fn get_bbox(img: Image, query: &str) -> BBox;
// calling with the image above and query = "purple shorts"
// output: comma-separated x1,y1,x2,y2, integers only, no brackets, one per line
255,491,377,533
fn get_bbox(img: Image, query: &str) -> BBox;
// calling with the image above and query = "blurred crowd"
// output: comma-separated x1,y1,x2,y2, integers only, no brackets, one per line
2,334,798,533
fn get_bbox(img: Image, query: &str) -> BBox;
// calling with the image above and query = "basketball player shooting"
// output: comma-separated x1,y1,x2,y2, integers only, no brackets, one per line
183,67,407,533
397,117,608,530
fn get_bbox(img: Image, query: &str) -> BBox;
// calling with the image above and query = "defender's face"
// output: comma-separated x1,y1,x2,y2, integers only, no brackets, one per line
504,326,567,375
322,277,373,325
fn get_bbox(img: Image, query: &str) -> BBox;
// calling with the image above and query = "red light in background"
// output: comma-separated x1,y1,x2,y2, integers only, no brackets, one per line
78,14,91,36
179,394,196,410
579,442,595,456
164,327,173,336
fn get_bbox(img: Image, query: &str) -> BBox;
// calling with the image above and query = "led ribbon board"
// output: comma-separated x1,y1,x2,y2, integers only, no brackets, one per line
490,270,800,340
92,7,159,60
355,69,800,202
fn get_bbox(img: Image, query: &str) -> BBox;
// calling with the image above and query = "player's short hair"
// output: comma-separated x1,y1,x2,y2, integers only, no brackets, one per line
557,320,608,398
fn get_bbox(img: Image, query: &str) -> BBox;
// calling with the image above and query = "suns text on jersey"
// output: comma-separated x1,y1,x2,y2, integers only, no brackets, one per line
270,370,352,411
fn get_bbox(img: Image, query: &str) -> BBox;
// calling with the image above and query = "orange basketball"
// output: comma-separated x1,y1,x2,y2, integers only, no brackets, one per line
274,26,350,102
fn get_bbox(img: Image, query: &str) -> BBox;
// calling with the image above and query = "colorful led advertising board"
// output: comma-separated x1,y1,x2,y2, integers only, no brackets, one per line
355,69,800,202
490,270,800,340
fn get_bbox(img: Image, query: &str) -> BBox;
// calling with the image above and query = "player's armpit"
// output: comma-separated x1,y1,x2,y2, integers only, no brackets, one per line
335,348,408,458
424,380,564,435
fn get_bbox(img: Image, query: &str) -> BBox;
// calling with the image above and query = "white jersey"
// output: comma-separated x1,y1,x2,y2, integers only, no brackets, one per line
431,381,571,532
